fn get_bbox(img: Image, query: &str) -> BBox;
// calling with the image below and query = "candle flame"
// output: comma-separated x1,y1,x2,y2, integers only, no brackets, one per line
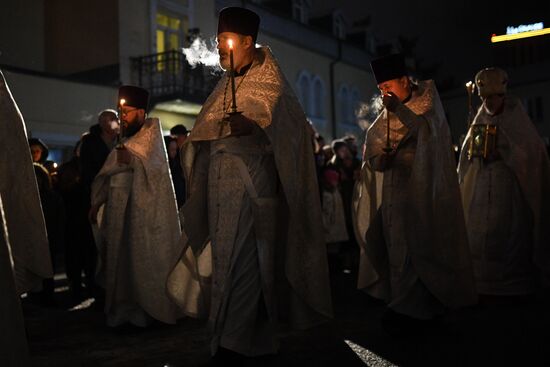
120,98,126,106
465,81,475,94
228,39,233,49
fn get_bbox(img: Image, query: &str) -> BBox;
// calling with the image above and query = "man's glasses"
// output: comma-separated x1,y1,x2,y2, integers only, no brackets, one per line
120,107,140,117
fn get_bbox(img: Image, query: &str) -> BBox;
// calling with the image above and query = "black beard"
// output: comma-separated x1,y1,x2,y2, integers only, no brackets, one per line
124,120,144,138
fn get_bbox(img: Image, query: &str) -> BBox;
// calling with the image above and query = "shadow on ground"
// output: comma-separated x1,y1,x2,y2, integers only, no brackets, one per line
23,263,550,366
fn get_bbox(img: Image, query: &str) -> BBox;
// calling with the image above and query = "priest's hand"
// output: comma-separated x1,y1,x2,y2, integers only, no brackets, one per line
382,92,400,112
227,113,255,136
116,146,132,165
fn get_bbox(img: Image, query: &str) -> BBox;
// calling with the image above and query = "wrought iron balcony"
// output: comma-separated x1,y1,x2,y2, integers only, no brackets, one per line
131,50,220,105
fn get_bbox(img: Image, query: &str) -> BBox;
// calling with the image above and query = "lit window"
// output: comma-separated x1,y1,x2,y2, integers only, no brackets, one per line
155,11,189,71
157,13,169,27
156,12,188,53
156,30,166,53
169,18,181,31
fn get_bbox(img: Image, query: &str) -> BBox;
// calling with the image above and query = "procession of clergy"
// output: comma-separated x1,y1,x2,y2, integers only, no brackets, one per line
2,6,549,366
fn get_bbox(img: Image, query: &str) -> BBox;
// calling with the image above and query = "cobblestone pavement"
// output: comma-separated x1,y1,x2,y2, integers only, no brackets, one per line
23,265,550,367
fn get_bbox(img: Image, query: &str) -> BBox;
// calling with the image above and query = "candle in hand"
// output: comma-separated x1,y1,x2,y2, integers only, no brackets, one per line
228,39,237,112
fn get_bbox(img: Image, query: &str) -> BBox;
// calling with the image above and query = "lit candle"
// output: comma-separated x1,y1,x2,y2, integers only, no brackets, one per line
228,39,238,113
465,81,474,128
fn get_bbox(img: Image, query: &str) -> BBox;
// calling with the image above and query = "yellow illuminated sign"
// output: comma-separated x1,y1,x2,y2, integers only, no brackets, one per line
491,27,550,43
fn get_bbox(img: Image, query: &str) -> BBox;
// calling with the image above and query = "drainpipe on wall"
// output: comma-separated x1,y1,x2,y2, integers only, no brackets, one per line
329,39,342,140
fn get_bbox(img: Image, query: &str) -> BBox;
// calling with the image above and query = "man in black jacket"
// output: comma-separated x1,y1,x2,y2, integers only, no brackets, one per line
169,124,189,209
71,109,118,299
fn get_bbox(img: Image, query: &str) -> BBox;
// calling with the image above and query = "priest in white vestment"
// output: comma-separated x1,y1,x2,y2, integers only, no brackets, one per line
1,69,53,366
90,85,181,327
353,54,476,331
458,67,550,297
167,7,333,360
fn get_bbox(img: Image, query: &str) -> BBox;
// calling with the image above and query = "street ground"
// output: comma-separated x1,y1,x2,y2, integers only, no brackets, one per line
23,260,550,367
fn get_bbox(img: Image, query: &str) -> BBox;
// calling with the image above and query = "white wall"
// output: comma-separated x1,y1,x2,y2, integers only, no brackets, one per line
118,0,153,84
3,70,117,147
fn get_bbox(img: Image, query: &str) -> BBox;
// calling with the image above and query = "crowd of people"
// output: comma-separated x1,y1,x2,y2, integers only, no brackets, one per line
2,5,550,367
314,134,361,274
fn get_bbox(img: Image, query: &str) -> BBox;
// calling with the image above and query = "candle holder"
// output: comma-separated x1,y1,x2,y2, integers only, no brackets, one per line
465,81,475,128
117,98,126,149
228,39,240,114
382,107,393,153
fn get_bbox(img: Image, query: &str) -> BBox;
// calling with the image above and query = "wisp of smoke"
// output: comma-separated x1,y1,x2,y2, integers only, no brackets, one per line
182,37,221,71
356,94,383,130
369,94,384,115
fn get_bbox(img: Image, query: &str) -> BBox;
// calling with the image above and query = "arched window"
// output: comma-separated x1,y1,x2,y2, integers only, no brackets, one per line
296,71,311,115
350,88,361,124
312,77,324,118
339,84,350,124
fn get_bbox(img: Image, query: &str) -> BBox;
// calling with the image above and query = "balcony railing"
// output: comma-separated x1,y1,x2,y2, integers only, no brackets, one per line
131,50,220,105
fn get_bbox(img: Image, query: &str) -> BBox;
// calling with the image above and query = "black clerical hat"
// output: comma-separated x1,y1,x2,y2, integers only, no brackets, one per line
370,53,408,84
118,85,149,110
217,7,260,42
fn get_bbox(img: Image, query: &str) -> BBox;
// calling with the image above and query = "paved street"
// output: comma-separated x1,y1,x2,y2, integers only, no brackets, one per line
22,265,550,367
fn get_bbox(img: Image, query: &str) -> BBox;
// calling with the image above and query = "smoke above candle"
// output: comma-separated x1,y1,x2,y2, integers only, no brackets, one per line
182,36,221,71
356,94,384,130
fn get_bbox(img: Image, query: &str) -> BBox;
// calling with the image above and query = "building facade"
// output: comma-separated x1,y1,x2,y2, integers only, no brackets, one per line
0,0,376,162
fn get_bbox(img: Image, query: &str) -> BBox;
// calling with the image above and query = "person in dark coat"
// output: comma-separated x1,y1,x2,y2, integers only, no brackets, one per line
56,140,88,299
76,109,119,297
169,124,189,209
80,110,119,189
28,137,49,164
32,163,66,306
29,137,58,184
164,135,182,207
327,139,360,273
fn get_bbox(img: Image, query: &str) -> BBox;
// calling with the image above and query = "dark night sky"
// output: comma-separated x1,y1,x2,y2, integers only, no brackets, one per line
323,0,549,88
